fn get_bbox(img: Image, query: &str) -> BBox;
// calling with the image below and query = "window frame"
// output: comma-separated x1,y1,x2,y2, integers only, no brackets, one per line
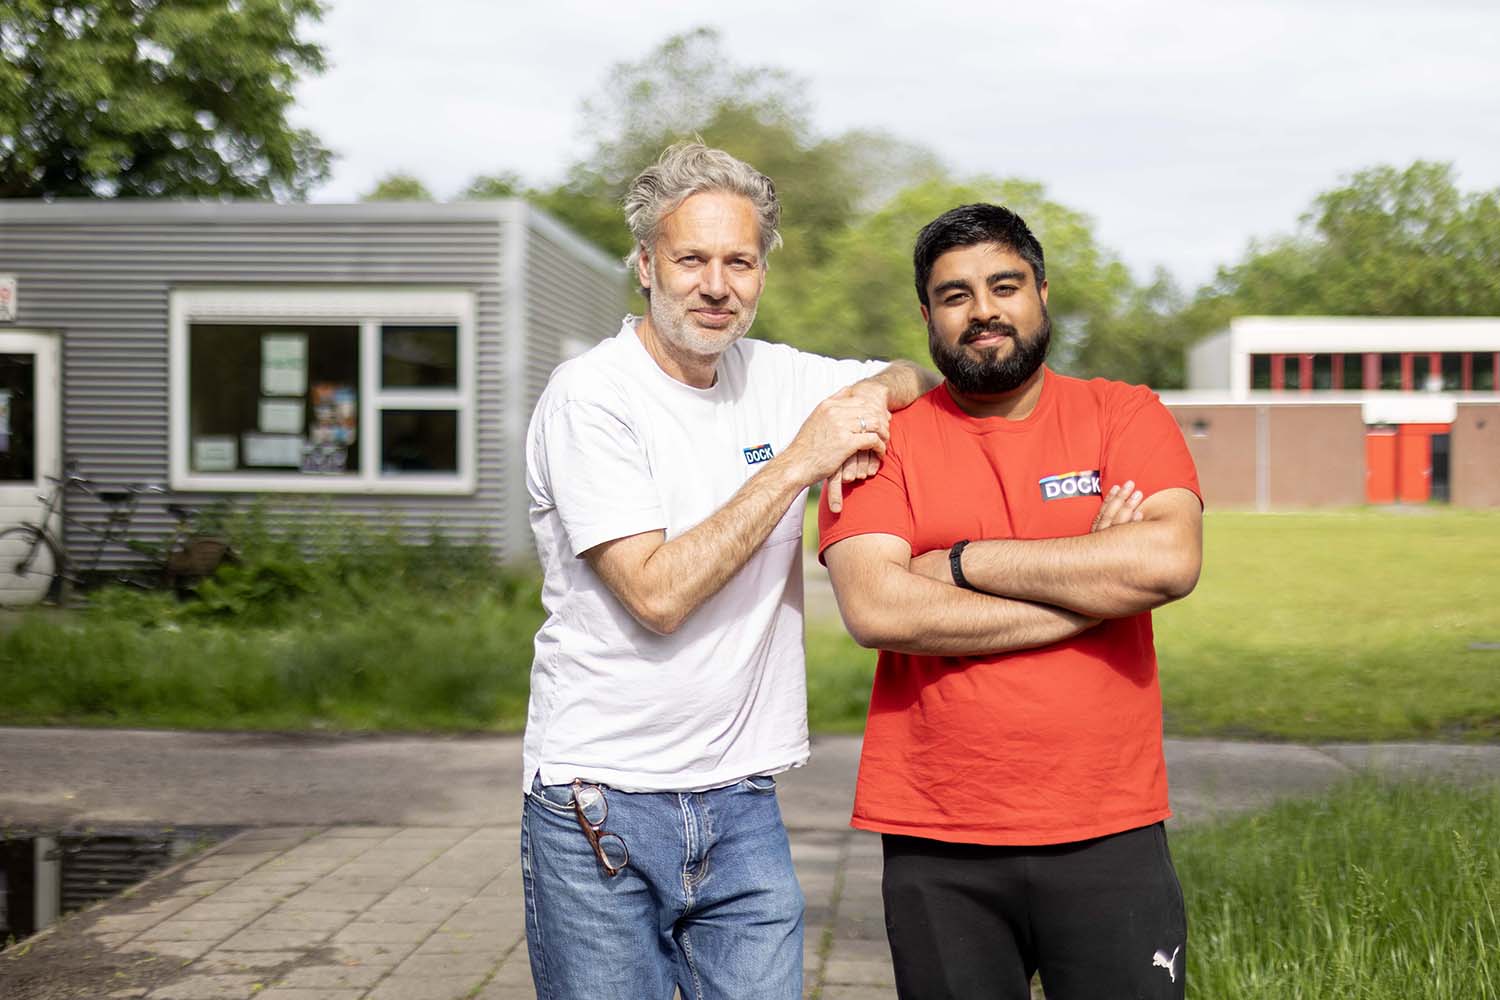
169,287,477,495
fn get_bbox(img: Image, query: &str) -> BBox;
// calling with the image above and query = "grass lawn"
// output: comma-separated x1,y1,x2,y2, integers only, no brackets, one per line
1173,777,1500,999
806,507,1500,741
1,506,1497,741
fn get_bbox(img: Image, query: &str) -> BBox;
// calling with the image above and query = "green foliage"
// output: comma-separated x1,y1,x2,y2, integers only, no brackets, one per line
1177,779,1500,999
361,171,434,202
1207,161,1500,317
459,171,522,200
0,507,541,731
0,0,331,199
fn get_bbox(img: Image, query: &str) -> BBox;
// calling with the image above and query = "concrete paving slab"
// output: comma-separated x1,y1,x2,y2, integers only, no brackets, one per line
3,726,1498,1000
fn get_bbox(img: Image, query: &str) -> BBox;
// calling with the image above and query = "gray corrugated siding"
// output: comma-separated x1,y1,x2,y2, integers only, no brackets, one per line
515,217,628,558
0,206,612,569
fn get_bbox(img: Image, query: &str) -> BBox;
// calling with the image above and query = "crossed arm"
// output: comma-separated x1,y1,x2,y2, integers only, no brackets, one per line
584,361,937,635
823,484,1202,656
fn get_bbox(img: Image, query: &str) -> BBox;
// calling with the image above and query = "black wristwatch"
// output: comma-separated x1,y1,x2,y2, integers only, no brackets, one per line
949,539,978,591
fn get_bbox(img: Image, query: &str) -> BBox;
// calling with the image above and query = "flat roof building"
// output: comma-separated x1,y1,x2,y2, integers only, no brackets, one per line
1168,317,1500,509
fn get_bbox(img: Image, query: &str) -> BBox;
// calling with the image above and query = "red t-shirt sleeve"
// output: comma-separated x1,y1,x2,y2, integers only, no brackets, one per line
817,429,913,562
1100,384,1203,506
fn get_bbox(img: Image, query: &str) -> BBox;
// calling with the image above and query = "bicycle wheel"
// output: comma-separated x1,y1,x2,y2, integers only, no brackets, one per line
0,526,62,607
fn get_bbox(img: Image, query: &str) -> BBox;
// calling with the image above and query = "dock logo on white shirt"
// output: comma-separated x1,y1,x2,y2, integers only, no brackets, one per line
743,442,775,465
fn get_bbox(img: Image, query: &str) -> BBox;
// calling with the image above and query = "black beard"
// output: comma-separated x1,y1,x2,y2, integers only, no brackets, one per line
927,309,1051,395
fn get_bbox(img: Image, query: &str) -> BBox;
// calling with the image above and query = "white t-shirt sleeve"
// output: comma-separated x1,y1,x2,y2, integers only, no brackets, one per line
789,350,890,413
534,399,665,557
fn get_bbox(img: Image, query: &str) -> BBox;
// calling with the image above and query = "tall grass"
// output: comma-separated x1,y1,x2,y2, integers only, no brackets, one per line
1175,778,1500,999
0,506,544,731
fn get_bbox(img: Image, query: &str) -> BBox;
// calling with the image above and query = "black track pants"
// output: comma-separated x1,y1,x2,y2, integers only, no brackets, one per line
881,823,1187,1000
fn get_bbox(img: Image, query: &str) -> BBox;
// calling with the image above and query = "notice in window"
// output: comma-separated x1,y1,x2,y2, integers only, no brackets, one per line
259,399,305,435
242,433,304,468
0,389,10,453
262,333,308,396
310,383,356,446
194,436,237,472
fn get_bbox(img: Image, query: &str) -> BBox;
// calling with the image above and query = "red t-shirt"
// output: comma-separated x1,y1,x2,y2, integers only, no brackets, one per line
818,369,1201,846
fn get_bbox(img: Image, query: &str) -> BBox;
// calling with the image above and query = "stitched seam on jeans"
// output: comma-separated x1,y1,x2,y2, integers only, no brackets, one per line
520,811,555,1000
679,793,696,909
678,924,707,1000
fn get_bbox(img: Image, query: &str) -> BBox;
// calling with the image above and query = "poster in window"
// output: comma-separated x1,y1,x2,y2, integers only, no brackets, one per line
194,436,238,472
261,333,308,396
242,433,304,468
310,383,356,446
0,389,10,453
259,398,305,435
300,442,348,475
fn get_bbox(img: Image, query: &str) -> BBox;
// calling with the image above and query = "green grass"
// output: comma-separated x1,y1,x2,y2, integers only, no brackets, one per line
1174,778,1500,999
2,506,1497,740
804,508,1500,741
1156,509,1500,742
0,508,546,732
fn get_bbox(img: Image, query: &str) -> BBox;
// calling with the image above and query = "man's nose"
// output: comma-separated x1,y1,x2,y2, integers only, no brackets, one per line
700,260,728,299
970,288,1004,324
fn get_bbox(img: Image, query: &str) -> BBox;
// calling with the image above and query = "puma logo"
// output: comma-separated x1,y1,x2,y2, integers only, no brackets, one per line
1152,946,1181,983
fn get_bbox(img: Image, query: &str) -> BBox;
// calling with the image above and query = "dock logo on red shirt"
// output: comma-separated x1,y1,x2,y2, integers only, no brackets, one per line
1039,469,1101,501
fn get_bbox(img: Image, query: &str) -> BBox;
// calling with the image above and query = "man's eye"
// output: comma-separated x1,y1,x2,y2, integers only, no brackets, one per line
943,294,968,306
993,285,1017,296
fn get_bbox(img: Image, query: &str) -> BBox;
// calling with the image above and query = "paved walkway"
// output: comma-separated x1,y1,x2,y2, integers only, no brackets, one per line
2,728,1497,999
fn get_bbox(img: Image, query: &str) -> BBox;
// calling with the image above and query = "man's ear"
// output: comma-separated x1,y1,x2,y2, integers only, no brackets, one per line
1038,279,1049,307
636,244,652,292
919,304,930,325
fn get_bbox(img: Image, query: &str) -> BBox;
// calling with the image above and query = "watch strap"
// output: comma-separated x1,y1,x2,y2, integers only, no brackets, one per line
949,539,977,591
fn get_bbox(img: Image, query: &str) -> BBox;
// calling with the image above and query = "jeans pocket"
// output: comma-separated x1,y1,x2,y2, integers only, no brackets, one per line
526,776,579,817
739,774,777,794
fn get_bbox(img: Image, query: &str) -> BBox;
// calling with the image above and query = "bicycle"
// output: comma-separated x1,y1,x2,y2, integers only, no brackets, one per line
0,463,223,607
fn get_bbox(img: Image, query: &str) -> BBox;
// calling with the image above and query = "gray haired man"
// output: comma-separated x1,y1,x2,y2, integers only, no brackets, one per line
521,142,936,998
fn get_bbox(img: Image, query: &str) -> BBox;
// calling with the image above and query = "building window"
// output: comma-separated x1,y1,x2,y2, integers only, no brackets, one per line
1282,355,1301,390
1341,353,1364,389
0,354,36,482
1250,354,1271,390
1477,356,1497,392
1440,353,1464,391
1380,354,1403,390
1313,354,1334,389
170,289,476,494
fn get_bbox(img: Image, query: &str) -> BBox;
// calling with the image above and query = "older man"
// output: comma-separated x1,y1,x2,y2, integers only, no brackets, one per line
820,203,1203,1000
521,142,935,999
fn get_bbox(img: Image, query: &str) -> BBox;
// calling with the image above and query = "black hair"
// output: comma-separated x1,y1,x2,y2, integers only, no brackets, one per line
912,204,1046,307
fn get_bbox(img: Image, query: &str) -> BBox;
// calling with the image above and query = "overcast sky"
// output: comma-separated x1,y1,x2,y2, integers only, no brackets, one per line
294,0,1500,289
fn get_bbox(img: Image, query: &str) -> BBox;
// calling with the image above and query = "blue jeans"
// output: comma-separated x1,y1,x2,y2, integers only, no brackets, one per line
521,774,804,1000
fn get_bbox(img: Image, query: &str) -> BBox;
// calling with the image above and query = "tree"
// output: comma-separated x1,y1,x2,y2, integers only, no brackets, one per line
1208,161,1500,316
460,171,523,200
361,172,433,202
0,0,331,199
532,27,957,350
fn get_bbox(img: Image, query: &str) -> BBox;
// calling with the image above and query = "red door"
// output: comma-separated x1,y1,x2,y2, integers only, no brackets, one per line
1397,428,1431,503
1365,429,1397,504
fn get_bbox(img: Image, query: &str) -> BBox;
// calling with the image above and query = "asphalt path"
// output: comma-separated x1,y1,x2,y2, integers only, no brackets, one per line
3,726,1498,832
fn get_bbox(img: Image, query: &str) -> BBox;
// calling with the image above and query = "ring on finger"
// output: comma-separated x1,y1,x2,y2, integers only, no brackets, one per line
858,417,867,433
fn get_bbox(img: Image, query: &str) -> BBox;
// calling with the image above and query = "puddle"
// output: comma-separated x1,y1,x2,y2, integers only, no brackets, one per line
0,826,234,944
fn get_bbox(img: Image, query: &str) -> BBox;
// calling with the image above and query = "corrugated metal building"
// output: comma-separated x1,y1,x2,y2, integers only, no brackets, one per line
0,202,624,574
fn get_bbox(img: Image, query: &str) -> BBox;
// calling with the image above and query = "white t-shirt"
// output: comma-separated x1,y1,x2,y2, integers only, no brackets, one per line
523,319,884,792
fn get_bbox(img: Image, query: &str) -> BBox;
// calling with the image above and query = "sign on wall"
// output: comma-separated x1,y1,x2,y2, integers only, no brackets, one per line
0,275,16,322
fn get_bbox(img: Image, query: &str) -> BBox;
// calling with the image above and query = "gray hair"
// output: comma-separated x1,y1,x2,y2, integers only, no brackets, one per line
623,142,783,292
